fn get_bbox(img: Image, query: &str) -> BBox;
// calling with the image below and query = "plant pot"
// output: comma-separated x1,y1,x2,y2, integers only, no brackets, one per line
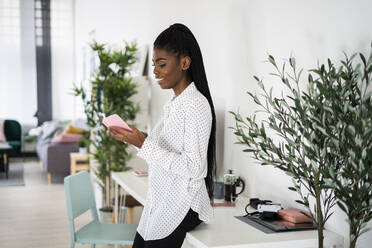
99,206,113,223
79,147,87,154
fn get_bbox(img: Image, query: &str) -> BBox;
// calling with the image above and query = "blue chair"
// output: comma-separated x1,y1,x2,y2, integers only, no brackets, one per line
64,171,137,248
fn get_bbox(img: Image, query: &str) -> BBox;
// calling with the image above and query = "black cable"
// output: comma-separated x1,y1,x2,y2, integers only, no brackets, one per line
245,198,273,216
244,202,259,217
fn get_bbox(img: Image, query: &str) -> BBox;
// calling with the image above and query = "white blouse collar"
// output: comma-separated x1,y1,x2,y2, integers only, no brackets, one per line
170,82,196,102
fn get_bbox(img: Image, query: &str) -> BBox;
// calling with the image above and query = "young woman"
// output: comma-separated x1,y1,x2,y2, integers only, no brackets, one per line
109,23,216,248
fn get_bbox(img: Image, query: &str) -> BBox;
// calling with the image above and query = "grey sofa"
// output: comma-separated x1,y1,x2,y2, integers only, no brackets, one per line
36,121,79,183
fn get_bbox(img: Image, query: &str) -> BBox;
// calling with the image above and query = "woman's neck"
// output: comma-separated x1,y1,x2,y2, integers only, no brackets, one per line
173,78,192,96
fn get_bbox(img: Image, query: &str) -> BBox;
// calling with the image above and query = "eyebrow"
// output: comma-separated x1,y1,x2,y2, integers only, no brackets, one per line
152,57,167,62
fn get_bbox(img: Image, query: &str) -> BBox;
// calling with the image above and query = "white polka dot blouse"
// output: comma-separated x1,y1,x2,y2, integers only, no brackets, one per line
136,82,214,241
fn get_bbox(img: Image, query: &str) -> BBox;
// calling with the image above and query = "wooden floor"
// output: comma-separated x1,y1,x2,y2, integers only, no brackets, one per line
0,158,129,248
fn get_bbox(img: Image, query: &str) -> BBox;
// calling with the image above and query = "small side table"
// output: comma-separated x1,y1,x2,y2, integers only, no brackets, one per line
0,142,11,179
70,152,89,174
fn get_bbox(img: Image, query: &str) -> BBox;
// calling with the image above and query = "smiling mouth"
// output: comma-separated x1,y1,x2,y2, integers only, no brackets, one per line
156,78,164,83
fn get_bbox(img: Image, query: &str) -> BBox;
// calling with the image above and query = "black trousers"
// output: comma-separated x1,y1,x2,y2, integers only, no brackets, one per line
132,209,202,248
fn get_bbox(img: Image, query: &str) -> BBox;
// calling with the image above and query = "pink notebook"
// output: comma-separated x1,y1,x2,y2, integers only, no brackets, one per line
277,209,313,223
103,114,133,132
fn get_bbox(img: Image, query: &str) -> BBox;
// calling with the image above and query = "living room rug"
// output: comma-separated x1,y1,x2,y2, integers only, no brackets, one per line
0,163,25,186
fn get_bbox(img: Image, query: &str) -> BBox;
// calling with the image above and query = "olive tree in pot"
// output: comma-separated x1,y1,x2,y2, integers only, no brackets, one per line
73,40,140,221
230,48,372,248
230,55,339,248
309,50,372,248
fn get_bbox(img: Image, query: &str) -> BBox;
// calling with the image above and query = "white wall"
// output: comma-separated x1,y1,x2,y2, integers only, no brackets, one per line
74,0,372,247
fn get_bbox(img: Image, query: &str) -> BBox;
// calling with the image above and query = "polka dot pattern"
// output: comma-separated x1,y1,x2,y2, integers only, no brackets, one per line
136,82,213,240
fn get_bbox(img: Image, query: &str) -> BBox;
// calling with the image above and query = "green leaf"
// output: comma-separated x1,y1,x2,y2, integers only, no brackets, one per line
323,106,333,113
243,149,256,153
289,57,296,69
329,167,335,179
268,55,276,66
260,127,267,139
288,187,297,192
337,202,347,213
360,53,367,66
310,132,317,142
362,149,367,159
314,125,328,136
295,200,306,206
347,126,356,136
332,138,339,148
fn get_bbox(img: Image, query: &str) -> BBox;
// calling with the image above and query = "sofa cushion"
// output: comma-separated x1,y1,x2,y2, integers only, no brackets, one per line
0,120,6,142
72,118,88,131
39,121,64,145
65,125,84,134
51,133,82,143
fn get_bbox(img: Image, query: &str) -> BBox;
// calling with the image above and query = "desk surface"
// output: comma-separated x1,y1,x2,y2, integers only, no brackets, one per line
112,170,147,206
112,170,343,248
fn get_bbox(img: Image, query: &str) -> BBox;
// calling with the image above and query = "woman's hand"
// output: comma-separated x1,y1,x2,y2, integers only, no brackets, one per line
109,126,146,148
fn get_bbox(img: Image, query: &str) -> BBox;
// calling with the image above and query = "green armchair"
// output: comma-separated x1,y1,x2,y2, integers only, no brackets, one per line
4,119,22,157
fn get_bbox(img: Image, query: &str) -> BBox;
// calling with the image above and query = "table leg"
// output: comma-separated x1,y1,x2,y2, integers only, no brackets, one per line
70,157,76,175
4,153,8,179
128,207,134,224
114,180,118,224
113,185,120,248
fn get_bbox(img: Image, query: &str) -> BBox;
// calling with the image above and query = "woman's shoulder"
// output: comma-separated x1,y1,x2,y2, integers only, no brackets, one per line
184,91,211,115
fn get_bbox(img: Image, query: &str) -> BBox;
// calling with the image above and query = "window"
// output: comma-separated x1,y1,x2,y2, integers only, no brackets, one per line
0,0,37,125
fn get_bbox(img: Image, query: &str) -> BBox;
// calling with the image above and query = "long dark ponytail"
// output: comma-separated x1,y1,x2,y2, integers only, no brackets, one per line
154,23,216,200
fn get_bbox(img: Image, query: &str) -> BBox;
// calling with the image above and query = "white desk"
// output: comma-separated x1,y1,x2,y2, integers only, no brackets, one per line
112,170,343,248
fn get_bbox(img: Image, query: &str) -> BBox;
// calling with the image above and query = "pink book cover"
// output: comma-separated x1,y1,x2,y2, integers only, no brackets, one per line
103,114,133,132
277,209,313,223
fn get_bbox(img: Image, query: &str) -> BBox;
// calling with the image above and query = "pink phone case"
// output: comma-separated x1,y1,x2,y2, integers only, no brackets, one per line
103,114,133,132
133,170,148,177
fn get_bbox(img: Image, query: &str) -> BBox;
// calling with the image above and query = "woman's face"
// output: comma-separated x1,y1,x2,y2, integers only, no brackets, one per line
152,48,189,90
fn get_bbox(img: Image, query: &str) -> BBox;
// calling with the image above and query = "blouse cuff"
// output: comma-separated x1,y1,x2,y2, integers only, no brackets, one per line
137,138,155,164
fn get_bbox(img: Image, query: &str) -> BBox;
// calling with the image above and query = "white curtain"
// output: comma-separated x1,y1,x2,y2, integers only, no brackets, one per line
0,0,37,126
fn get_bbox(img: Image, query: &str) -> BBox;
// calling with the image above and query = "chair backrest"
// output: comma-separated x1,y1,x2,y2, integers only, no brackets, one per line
4,120,21,141
64,171,99,224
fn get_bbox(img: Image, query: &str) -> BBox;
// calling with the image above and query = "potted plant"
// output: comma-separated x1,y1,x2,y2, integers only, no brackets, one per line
78,131,90,154
230,55,337,248
230,48,372,248
73,40,140,221
307,50,372,248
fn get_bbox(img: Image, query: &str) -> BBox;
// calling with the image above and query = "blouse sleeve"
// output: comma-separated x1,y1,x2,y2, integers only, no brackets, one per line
137,100,212,179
